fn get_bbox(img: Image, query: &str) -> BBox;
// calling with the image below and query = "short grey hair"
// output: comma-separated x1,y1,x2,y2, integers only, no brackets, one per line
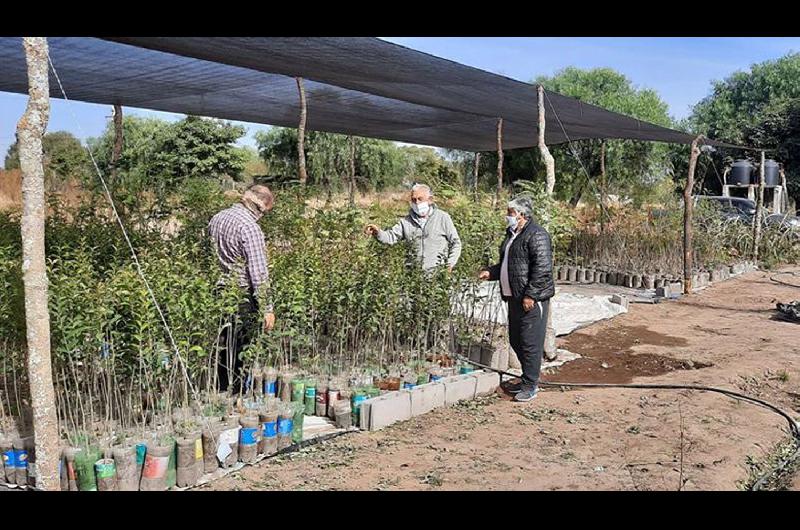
411,183,433,197
242,184,274,213
508,197,533,218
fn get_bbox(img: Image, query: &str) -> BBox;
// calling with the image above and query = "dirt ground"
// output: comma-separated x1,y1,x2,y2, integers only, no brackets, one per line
200,266,800,491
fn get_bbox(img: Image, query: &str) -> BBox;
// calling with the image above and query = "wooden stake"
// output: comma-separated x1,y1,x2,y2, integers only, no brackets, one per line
496,118,504,196
538,85,556,197
473,152,480,196
296,77,308,185
110,104,123,185
17,37,60,491
349,135,356,206
683,136,702,295
752,150,766,262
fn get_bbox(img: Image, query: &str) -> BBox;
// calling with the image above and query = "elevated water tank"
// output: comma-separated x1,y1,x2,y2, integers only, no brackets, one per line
729,159,753,186
764,159,780,187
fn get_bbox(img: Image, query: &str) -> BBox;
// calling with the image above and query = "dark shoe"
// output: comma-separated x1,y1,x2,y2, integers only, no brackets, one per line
514,386,539,402
502,380,523,394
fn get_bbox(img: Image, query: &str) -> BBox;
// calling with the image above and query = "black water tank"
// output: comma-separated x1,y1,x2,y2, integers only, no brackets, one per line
764,159,780,187
729,159,753,185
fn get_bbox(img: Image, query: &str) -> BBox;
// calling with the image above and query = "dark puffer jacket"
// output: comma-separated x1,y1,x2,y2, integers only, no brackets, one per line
485,219,555,302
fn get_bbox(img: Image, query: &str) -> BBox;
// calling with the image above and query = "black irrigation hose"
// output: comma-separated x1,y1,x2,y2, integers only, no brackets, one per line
458,356,800,440
770,271,800,290
461,355,800,490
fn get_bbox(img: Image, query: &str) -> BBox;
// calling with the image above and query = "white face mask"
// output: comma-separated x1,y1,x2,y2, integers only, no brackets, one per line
411,201,430,216
506,215,519,230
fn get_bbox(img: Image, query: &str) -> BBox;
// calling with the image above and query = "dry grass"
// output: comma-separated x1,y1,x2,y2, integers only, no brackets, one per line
0,169,21,210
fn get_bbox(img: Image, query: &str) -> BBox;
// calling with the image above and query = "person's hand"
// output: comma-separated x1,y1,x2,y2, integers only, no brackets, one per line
477,270,490,281
522,296,535,312
263,312,276,332
364,224,379,237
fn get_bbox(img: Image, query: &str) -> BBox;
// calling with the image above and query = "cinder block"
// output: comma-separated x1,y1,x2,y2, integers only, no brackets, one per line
655,285,670,298
643,274,655,289
442,375,478,406
368,391,412,431
598,272,607,284
669,281,683,294
654,277,664,289
567,267,577,282
711,269,723,283
473,370,500,397
409,382,445,417
632,274,642,289
610,294,629,309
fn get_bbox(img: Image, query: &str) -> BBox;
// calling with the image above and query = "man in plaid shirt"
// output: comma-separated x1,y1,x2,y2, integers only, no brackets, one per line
208,184,276,392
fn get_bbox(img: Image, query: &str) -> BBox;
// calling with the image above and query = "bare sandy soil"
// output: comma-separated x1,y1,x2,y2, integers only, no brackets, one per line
200,266,800,491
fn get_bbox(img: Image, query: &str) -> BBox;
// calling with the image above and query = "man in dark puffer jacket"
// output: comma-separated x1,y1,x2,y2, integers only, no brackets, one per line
479,196,555,402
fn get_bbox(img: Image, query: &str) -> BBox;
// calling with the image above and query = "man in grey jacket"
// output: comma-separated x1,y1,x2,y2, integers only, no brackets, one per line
365,184,462,271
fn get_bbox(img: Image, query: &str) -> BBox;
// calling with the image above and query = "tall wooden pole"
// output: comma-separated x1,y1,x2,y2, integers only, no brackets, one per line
473,152,480,197
296,77,308,185
110,104,123,185
538,85,556,197
17,37,60,491
349,135,356,207
496,118,504,197
683,136,702,295
752,151,766,262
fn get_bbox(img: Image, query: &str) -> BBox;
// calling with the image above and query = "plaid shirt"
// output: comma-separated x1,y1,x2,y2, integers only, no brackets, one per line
208,203,271,310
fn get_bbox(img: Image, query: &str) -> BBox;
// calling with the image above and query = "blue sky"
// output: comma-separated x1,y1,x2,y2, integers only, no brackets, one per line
2,37,800,159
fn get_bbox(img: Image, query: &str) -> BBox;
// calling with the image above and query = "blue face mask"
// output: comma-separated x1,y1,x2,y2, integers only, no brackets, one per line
506,215,518,230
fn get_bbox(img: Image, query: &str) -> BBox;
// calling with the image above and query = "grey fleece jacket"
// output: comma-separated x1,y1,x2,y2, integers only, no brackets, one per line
376,206,462,270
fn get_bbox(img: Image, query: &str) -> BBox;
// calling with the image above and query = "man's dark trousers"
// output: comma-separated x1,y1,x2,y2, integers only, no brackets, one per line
218,294,259,394
507,298,550,389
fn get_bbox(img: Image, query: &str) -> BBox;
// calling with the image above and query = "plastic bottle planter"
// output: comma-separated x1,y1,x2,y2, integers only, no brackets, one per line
351,390,367,428
95,458,117,491
291,380,306,403
201,425,221,474
112,446,139,491
315,386,328,417
2,440,14,484
74,447,102,491
277,411,294,450
259,412,279,455
12,439,28,487
304,383,317,416
140,444,171,491
291,402,305,444
176,435,202,487
326,388,340,420
403,382,416,389
238,416,261,464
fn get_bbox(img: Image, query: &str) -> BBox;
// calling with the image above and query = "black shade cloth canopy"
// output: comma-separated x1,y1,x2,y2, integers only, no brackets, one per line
0,37,731,152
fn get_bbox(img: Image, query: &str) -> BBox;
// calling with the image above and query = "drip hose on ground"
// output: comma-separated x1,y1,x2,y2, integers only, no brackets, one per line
459,355,800,490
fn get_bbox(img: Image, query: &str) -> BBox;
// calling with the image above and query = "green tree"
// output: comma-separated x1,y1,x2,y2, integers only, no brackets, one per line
480,67,674,206
691,53,800,202
5,131,90,185
255,128,408,190
151,116,247,183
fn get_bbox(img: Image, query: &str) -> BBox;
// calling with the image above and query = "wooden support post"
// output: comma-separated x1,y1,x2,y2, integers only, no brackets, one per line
17,37,59,491
472,152,480,197
296,77,308,185
683,136,702,295
349,135,356,207
752,151,766,262
110,104,123,185
496,118,504,197
538,85,556,197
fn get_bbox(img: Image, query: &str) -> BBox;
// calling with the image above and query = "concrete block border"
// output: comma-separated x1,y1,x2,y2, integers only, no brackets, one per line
358,370,501,432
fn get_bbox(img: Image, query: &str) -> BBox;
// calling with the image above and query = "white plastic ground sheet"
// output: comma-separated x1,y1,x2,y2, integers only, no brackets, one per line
453,283,627,336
